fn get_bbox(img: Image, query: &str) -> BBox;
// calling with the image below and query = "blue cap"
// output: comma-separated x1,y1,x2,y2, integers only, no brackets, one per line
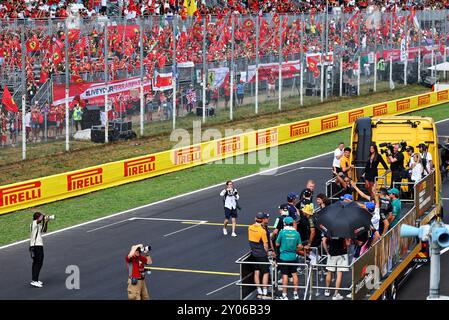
340,194,353,201
287,192,298,201
364,202,375,212
284,217,294,225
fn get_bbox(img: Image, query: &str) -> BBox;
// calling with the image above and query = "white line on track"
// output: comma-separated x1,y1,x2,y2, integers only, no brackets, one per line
87,220,131,233
163,221,207,237
1,117,448,251
274,166,331,176
206,280,239,296
442,247,449,254
130,217,207,223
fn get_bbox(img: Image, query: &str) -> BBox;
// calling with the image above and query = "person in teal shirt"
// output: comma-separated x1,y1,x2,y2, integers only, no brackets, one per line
275,217,306,300
388,188,402,228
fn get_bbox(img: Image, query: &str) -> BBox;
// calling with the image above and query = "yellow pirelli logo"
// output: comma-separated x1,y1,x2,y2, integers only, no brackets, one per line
348,109,364,123
396,99,410,111
173,146,202,165
256,129,278,146
217,137,242,155
290,121,310,137
321,115,338,130
0,181,42,207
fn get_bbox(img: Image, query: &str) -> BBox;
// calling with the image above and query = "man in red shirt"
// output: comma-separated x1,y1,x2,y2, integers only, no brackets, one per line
125,244,152,300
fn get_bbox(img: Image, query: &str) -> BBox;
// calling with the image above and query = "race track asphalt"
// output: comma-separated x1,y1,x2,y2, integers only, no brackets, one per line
0,119,448,300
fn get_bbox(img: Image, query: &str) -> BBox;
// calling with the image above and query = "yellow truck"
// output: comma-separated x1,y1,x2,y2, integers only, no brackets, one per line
349,116,443,299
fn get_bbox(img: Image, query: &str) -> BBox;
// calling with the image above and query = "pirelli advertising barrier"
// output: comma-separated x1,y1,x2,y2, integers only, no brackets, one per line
0,90,448,215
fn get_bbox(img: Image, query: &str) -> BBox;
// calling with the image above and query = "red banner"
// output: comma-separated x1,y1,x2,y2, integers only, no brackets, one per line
52,76,152,107
241,61,301,83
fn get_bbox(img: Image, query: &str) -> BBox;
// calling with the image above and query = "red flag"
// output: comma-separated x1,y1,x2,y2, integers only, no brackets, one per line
53,48,63,65
67,29,80,43
2,86,18,113
306,55,320,79
242,18,254,31
71,74,84,84
39,70,49,84
26,38,40,52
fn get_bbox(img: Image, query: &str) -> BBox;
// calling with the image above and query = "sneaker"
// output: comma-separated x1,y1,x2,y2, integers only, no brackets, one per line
324,289,331,297
231,232,237,237
293,292,300,300
332,293,344,300
37,281,43,285
223,228,228,236
346,293,352,299
30,281,42,288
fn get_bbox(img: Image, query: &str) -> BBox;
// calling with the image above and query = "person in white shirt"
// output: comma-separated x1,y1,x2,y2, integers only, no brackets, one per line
418,144,433,175
30,212,50,288
410,153,424,183
333,142,345,175
219,181,240,237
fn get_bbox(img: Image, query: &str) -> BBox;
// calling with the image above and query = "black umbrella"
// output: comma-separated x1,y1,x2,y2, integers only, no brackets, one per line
316,201,372,239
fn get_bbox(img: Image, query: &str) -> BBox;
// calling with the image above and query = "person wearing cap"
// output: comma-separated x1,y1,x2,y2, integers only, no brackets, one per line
418,143,433,176
296,203,316,247
261,212,275,256
378,188,391,236
340,194,353,203
248,212,271,299
272,204,290,252
286,193,299,229
275,216,305,300
387,188,401,229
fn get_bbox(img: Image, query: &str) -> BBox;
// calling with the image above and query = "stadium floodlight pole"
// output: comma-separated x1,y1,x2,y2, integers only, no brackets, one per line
202,15,206,123
320,15,324,103
278,14,282,111
404,14,408,86
255,14,259,114
104,21,109,144
21,25,26,160
389,12,393,90
300,13,304,106
172,15,177,130
230,14,235,121
431,13,435,78
340,12,344,97
357,12,361,96
325,0,329,99
64,21,70,152
373,15,378,93
139,18,144,137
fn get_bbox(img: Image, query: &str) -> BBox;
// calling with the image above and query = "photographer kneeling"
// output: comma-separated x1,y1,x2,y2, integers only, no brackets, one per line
126,244,152,300
384,143,405,189
30,212,54,288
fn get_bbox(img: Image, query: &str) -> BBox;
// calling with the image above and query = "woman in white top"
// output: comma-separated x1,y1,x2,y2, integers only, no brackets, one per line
410,153,424,183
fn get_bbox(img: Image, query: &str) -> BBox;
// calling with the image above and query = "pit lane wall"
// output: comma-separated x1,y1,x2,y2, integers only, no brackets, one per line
0,90,447,215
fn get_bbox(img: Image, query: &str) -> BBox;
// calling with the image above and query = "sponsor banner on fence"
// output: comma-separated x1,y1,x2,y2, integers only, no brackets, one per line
0,90,447,215
240,61,301,83
52,76,152,107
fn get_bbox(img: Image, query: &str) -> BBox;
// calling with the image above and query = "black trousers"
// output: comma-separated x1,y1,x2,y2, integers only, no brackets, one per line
74,120,82,131
31,246,44,282
391,170,403,189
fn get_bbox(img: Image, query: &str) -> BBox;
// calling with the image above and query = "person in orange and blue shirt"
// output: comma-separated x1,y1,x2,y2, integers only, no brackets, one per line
248,212,271,300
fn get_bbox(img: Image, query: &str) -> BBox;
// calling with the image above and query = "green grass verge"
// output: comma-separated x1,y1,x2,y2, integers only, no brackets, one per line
0,102,447,246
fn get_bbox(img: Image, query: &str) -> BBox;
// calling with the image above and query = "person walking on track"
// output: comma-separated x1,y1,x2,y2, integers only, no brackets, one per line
220,180,240,237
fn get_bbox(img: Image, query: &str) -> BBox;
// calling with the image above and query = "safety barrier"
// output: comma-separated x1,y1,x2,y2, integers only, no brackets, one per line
236,171,439,300
0,90,447,215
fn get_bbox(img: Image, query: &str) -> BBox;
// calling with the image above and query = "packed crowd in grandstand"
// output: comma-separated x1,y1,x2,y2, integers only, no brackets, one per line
1,0,449,18
0,0,448,148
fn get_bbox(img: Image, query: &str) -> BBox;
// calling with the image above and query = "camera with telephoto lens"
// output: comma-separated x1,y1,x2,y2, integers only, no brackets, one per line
138,245,151,254
379,141,407,155
44,215,56,221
